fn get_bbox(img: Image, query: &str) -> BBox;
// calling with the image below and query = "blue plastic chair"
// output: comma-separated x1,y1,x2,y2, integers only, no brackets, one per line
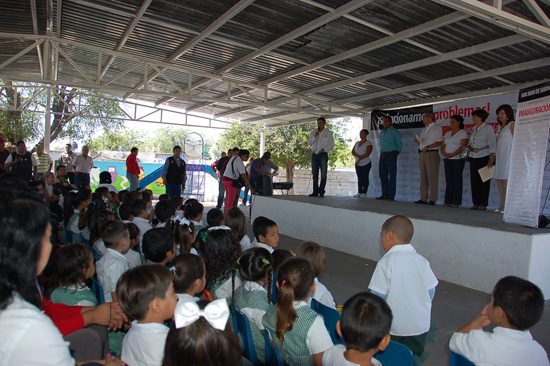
450,352,476,366
310,298,344,345
91,274,105,305
373,340,414,366
230,307,260,365
263,329,283,366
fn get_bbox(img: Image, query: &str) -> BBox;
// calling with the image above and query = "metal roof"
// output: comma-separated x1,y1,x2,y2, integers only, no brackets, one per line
0,0,549,128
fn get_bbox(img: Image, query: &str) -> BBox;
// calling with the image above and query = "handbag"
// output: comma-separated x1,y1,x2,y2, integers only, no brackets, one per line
230,158,246,188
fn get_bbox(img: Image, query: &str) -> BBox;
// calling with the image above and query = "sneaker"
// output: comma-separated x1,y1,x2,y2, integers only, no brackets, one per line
240,203,247,207
353,193,362,198
360,194,367,198
414,200,428,204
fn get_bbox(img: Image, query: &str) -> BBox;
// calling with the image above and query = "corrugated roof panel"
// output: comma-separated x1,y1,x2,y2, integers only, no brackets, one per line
225,53,300,84
500,66,550,84
0,2,40,35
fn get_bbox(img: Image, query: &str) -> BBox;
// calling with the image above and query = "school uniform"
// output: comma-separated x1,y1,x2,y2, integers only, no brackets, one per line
93,238,106,257
240,234,252,252
132,216,153,252
234,281,271,363
250,240,274,254
322,344,382,366
176,293,200,303
263,300,333,366
308,278,336,309
210,274,242,301
124,248,142,269
449,327,549,366
96,248,130,302
121,321,169,366
50,284,97,307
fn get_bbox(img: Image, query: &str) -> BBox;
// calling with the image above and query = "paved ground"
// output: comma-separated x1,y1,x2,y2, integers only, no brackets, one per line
205,203,550,365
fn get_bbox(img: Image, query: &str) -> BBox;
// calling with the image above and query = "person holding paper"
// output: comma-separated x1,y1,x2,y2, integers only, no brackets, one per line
414,112,443,205
493,104,515,213
467,109,496,210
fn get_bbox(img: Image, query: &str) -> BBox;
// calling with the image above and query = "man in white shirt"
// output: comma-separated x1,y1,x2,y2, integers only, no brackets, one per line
307,117,334,197
414,112,442,205
72,145,94,187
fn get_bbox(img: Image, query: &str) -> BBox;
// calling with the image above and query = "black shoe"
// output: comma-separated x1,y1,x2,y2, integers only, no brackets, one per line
309,193,318,197
319,193,325,197
428,201,436,206
375,196,388,200
414,200,428,204
388,197,395,201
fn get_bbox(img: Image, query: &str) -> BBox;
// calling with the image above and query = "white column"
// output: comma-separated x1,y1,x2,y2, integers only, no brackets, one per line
260,131,265,156
363,112,371,132
44,87,51,153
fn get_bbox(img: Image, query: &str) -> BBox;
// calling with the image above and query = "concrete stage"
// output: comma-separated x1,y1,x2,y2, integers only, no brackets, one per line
250,195,550,299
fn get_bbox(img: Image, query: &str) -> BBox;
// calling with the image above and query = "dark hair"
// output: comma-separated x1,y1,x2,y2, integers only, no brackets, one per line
0,198,50,310
173,145,182,152
143,228,174,263
451,115,465,129
492,276,544,330
51,243,93,288
496,104,515,125
163,300,241,366
272,249,293,271
100,220,129,249
224,207,247,242
183,199,204,221
296,241,326,278
158,194,170,201
340,292,392,352
99,171,112,184
118,203,133,221
253,216,277,241
167,219,195,254
156,200,177,223
261,152,272,160
131,199,147,217
56,164,66,172
207,208,224,227
276,258,314,343
127,190,143,203
238,248,273,303
360,128,369,136
472,109,489,122
116,264,173,321
130,147,138,153
118,190,130,204
142,191,152,205
202,229,241,299
170,196,183,209
382,215,414,243
232,147,239,152
126,222,140,241
238,149,250,158
172,254,205,294
63,188,92,226
16,140,25,147
317,117,326,123
88,208,115,245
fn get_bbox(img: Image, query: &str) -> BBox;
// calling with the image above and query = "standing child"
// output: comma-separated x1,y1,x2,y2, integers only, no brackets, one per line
449,276,548,365
201,228,242,301
163,299,241,366
262,257,333,366
251,216,279,254
234,247,273,364
95,220,131,302
225,207,251,252
171,253,206,302
296,241,336,309
322,292,392,366
368,215,438,357
117,264,178,366
50,243,97,306
183,198,204,232
142,227,176,266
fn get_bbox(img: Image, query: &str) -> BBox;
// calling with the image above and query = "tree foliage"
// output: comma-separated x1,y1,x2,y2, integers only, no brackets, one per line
86,128,146,151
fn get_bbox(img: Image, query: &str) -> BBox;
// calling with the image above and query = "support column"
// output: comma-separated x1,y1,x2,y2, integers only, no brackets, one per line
363,112,371,132
44,87,51,153
260,131,265,156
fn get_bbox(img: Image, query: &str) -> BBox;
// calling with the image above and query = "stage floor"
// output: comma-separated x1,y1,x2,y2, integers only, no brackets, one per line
265,194,545,235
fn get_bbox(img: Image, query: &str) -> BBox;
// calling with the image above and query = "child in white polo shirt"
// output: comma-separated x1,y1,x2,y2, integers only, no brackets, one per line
368,215,438,357
449,276,548,365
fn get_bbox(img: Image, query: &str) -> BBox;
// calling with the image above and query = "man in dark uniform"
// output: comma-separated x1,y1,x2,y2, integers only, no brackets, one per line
5,140,37,182
161,145,187,198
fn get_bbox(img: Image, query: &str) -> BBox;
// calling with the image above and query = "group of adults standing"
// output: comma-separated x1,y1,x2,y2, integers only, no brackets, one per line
335,104,514,211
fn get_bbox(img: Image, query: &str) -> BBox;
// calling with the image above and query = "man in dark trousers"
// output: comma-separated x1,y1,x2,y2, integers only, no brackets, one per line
161,145,187,198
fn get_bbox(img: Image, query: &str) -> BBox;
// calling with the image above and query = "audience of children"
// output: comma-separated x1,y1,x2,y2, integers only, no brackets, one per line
131,199,153,249
142,227,176,266
125,222,143,268
183,198,204,232
225,206,252,251
296,241,336,310
154,199,177,228
197,207,224,247
251,216,279,253
171,253,206,302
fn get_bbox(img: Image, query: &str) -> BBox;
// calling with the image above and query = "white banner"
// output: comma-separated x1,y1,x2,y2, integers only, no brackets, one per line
504,83,550,227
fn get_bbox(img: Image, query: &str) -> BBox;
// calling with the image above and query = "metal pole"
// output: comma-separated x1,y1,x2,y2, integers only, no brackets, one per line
44,86,51,153
260,131,265,156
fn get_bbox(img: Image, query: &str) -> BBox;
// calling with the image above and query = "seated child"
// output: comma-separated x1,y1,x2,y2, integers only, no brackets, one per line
167,218,196,255
98,171,117,193
96,220,131,302
251,216,279,254
322,292,392,366
118,202,133,223
117,264,178,366
90,209,115,257
154,199,176,228
131,199,153,250
449,276,548,365
142,227,176,266
183,198,204,232
201,228,242,300
263,257,333,366
197,207,224,247
63,188,92,244
50,243,97,306
297,241,336,309
171,253,206,302
225,207,251,252
171,196,184,219
234,247,273,364
368,215,438,357
163,299,241,366
272,249,293,272
125,222,143,268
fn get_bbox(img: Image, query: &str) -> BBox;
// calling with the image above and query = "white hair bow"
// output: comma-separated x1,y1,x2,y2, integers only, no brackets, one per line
170,217,191,227
208,225,231,231
174,299,230,331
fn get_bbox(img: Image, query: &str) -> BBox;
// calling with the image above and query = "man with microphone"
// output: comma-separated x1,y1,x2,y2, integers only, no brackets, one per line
307,117,334,197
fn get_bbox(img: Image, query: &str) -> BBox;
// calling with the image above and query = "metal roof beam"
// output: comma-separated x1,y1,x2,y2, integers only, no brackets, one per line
522,0,550,27
336,56,550,105
30,0,44,78
432,0,550,44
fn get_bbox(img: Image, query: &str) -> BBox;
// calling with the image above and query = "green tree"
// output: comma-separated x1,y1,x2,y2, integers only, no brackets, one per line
86,127,146,151
147,126,191,153
216,117,354,181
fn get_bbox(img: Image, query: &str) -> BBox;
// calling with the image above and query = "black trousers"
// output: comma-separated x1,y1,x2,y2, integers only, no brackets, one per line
469,156,491,207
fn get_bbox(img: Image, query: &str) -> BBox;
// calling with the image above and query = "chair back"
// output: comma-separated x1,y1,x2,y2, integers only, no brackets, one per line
310,298,344,345
231,307,260,365
373,340,414,366
91,274,105,305
263,329,283,366
450,352,476,366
